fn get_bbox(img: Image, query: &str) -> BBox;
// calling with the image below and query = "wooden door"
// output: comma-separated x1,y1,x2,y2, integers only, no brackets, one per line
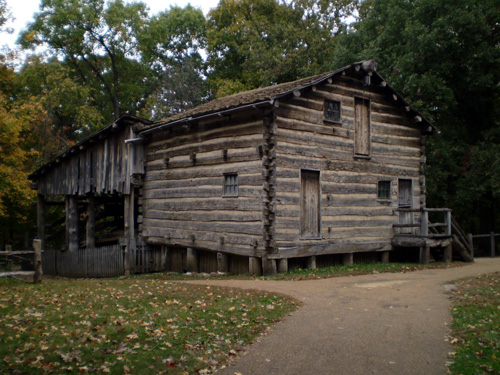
398,179,413,234
354,97,371,156
301,170,321,238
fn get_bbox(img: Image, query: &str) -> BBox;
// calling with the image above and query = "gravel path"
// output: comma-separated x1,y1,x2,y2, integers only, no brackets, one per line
187,258,500,375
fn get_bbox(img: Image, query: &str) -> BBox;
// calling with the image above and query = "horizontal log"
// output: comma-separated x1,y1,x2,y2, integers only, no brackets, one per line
271,240,392,258
143,185,263,199
144,197,263,212
146,148,261,170
143,219,263,236
145,236,262,257
145,209,262,222
147,134,263,162
144,174,262,190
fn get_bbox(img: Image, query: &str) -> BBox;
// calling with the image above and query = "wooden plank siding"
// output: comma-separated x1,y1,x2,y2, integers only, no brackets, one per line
142,108,268,257
36,125,140,196
273,75,423,257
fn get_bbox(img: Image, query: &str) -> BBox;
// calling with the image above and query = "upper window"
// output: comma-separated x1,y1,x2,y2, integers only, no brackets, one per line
377,180,391,200
223,173,238,197
324,100,341,122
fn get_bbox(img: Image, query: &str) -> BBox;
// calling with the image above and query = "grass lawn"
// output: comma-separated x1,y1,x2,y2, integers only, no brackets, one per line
161,262,463,281
0,277,299,374
448,272,500,374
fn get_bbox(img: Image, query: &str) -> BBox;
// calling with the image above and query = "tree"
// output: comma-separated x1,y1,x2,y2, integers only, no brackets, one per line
20,0,156,121
206,0,358,97
17,57,104,160
140,5,208,119
334,0,500,233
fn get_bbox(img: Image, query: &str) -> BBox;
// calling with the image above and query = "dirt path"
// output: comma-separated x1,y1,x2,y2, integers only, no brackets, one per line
187,258,500,375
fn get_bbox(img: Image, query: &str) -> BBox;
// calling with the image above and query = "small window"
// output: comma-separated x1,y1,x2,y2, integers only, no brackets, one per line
377,180,391,200
224,173,238,197
324,100,341,122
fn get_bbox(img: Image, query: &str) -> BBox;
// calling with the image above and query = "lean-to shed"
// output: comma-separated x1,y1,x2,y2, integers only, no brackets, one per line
31,61,455,275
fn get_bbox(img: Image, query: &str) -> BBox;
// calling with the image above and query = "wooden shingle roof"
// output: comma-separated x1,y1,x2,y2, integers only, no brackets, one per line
141,60,435,136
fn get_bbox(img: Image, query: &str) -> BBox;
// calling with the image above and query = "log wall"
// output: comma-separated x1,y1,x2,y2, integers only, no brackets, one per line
142,109,268,257
274,75,424,257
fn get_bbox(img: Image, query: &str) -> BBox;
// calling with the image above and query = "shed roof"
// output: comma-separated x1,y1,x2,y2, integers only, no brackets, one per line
29,115,152,180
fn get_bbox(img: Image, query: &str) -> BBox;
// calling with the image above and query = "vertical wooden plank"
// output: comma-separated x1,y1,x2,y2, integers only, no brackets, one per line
186,247,198,273
37,194,46,251
66,195,79,252
86,194,95,249
217,252,229,273
33,239,42,283
491,232,496,257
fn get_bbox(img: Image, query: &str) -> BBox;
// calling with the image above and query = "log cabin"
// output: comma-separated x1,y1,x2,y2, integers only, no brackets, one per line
30,60,463,276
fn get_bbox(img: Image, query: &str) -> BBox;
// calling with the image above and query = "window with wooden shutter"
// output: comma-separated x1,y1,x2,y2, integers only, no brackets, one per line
354,97,371,156
300,169,321,238
223,173,238,197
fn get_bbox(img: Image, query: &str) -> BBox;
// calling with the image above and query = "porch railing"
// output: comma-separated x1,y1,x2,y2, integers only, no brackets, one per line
393,208,452,238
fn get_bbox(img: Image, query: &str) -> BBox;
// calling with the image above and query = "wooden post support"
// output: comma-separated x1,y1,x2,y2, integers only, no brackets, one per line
419,246,430,264
381,251,390,263
491,232,496,257
307,255,317,270
420,210,429,238
123,190,136,275
445,211,452,236
65,195,79,252
186,247,198,273
86,194,95,249
443,243,452,263
278,258,288,273
217,252,229,274
36,194,46,251
262,256,277,275
161,246,169,271
249,257,262,276
467,233,474,259
343,253,354,266
33,239,42,283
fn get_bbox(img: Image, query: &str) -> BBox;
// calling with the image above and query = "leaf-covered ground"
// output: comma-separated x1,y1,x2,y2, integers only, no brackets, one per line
0,277,299,374
448,272,500,374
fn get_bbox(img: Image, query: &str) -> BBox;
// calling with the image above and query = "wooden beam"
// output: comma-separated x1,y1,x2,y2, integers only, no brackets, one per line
186,247,198,272
36,194,45,251
33,239,42,283
278,258,288,273
217,252,228,273
249,257,261,276
343,253,354,266
65,195,79,252
86,194,95,249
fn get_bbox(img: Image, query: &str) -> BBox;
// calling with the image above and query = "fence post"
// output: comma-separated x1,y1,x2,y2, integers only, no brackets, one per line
445,211,452,236
468,233,474,259
491,232,496,257
420,210,429,237
33,239,43,283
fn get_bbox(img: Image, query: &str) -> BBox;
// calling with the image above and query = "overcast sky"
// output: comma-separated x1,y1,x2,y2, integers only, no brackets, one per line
0,0,220,49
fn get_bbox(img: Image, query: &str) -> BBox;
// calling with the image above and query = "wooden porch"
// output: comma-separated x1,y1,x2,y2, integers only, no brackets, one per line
392,208,474,263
